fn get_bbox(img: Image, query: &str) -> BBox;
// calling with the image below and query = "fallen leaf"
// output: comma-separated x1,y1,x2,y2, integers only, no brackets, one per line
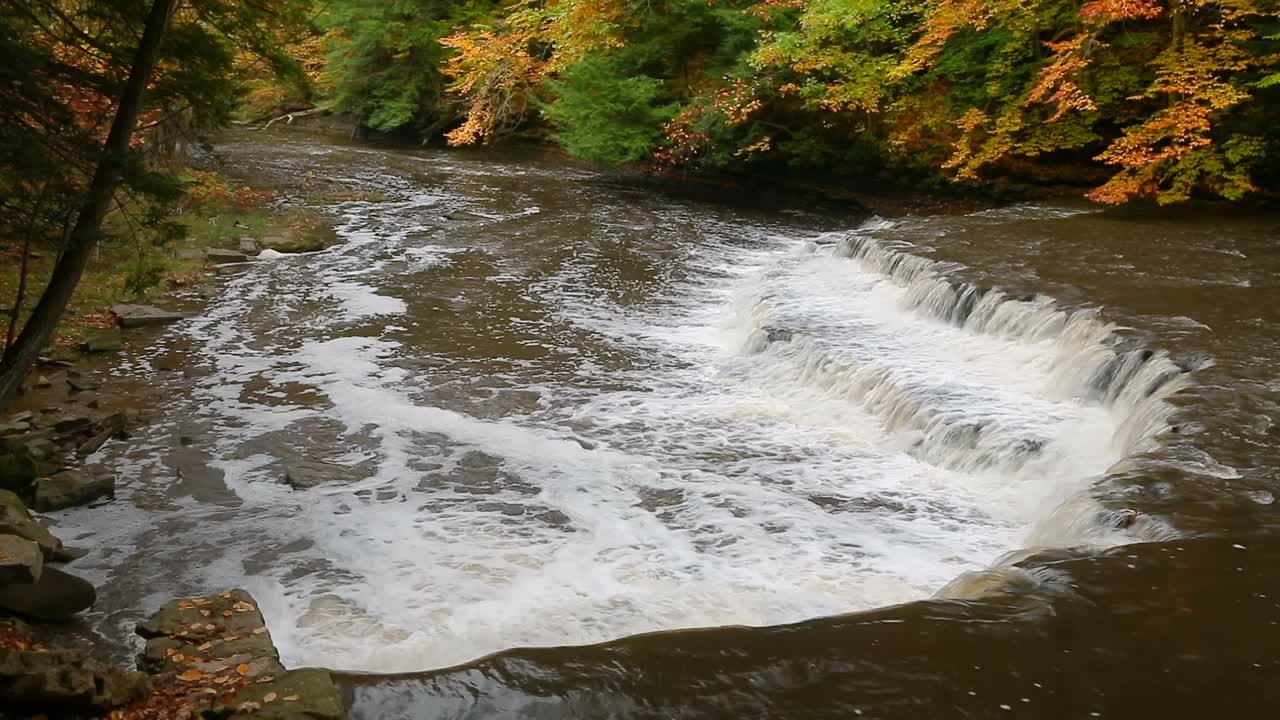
198,642,213,651
263,692,278,702
178,669,203,681
211,675,229,685
200,610,212,617
283,694,300,701
236,663,251,675
220,592,232,599
222,610,233,617
166,648,178,657
257,675,275,683
252,627,267,635
238,701,261,713
173,654,186,662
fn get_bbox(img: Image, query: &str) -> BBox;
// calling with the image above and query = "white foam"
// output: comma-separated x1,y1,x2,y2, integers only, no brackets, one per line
73,173,1188,674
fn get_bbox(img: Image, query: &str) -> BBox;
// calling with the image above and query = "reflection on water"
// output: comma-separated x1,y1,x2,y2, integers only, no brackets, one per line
47,129,1280,716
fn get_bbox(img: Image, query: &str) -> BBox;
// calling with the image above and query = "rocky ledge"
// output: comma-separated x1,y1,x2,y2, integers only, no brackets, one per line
119,588,345,719
0,588,346,719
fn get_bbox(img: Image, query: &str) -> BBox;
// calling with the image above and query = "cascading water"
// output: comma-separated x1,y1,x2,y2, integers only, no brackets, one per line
61,133,1215,680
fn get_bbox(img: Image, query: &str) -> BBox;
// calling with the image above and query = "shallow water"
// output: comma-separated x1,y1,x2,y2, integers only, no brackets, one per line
50,130,1280,716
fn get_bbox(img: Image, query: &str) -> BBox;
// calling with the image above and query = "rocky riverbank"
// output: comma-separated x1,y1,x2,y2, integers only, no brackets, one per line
1,231,348,718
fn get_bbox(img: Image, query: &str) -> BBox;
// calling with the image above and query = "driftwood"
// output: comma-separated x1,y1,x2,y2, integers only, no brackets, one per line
258,106,329,129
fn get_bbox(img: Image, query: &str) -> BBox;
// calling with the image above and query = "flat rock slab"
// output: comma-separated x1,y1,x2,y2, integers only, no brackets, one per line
34,469,114,512
112,303,186,327
0,535,42,584
133,589,345,719
285,460,371,490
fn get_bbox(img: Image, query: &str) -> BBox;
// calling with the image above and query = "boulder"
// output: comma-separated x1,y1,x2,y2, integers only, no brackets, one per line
34,470,114,512
0,535,42,584
0,646,150,713
111,303,186,327
82,327,124,353
0,565,95,620
284,459,370,490
67,376,100,392
239,236,259,254
0,489,73,561
33,375,52,389
206,248,251,264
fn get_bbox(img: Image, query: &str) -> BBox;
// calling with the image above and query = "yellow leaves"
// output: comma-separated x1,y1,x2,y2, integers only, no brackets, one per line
263,692,278,702
1079,0,1163,23
236,663,251,675
178,669,203,682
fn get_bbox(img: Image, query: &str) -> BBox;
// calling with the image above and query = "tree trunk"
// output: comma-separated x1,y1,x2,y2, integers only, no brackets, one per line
0,0,178,409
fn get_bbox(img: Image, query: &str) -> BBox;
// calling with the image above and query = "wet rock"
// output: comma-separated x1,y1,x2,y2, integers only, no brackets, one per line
66,376,99,392
82,327,124,353
239,236,259,254
33,375,52,389
53,415,93,435
111,303,186,327
0,535,42,584
0,646,150,714
34,470,114,512
77,412,127,456
206,248,252,263
0,420,30,436
284,459,370,490
0,489,73,561
0,566,96,620
444,210,486,222
136,589,345,719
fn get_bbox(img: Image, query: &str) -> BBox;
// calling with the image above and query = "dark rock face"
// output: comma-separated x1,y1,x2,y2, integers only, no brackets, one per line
0,446,39,494
207,248,252,264
34,469,115,512
284,460,371,490
0,646,151,714
0,566,96,620
137,589,346,719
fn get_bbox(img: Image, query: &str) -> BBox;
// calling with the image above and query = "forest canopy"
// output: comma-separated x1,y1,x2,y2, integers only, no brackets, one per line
309,0,1280,205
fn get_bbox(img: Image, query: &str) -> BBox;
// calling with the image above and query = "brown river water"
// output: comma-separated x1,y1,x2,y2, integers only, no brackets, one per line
49,129,1280,718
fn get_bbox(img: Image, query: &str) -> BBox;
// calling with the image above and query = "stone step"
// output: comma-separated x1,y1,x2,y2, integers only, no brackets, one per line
130,589,346,719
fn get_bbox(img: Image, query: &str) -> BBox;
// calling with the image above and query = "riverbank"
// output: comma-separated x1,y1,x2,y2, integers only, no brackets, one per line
0,167,352,718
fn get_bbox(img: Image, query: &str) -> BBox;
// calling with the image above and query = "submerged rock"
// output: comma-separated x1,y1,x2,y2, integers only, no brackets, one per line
136,589,345,719
34,469,114,512
0,566,95,620
284,459,370,489
82,327,124,353
111,303,186,327
0,646,150,714
0,535,42,584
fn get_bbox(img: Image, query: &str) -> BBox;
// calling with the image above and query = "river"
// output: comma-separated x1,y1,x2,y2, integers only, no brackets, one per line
54,129,1280,717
